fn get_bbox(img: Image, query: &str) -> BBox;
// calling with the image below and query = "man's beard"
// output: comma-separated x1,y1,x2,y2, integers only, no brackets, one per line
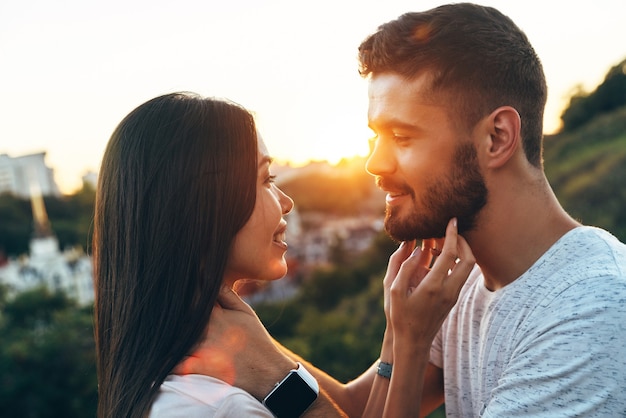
384,142,488,241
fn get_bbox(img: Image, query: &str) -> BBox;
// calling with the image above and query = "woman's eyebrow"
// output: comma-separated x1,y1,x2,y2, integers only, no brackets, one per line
259,155,274,167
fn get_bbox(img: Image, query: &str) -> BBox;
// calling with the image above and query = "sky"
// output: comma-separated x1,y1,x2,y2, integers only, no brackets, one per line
1,0,625,194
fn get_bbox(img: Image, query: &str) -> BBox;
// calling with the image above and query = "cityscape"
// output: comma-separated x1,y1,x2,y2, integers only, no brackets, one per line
0,151,385,306
0,149,395,417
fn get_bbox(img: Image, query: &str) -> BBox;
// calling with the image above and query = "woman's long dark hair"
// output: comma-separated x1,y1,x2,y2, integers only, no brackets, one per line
93,93,258,417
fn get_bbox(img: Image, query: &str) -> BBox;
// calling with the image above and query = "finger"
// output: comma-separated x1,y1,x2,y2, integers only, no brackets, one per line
430,218,461,271
419,238,436,268
390,247,431,294
446,234,476,293
428,219,476,297
384,241,416,284
455,228,474,262
389,241,416,270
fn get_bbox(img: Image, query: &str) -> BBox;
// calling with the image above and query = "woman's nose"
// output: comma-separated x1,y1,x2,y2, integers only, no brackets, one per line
278,187,294,215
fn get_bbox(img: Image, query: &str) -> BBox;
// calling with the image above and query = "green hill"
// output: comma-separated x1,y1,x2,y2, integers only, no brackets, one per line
544,106,626,241
544,58,626,241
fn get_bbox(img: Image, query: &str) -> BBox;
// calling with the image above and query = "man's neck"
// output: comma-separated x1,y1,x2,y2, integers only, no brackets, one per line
466,178,579,291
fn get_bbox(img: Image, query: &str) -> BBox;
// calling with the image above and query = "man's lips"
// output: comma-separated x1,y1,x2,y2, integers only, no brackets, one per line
377,177,413,205
385,191,410,204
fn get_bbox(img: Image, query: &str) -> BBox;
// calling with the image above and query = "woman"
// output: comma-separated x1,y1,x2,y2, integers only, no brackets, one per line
94,92,474,418
93,92,305,417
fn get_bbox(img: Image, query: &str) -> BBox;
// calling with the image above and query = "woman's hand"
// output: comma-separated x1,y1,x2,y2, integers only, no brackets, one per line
380,218,474,417
383,240,415,327
173,287,296,401
390,217,475,347
383,237,444,325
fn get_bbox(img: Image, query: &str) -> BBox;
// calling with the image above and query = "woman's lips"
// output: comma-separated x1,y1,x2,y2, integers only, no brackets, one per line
273,230,286,243
273,222,288,248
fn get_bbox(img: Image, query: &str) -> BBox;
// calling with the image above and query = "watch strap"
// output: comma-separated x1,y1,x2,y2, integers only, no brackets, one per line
377,360,392,378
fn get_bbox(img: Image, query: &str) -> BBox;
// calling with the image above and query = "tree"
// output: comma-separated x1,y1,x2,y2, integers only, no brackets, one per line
561,58,626,132
0,194,32,256
255,231,397,378
0,181,95,257
0,286,97,418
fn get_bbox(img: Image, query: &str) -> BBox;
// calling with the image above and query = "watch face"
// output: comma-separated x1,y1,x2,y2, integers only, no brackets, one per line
264,372,318,418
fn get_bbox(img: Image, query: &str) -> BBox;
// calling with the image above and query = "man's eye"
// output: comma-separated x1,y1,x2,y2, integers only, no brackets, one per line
393,134,410,143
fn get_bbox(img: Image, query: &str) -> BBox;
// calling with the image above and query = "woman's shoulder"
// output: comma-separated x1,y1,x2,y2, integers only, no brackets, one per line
150,374,274,417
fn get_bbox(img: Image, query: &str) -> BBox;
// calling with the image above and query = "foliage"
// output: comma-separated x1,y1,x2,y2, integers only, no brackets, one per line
545,105,626,242
0,182,95,257
0,58,623,418
44,182,96,253
561,58,626,132
254,231,397,381
254,232,448,416
0,286,97,417
0,195,31,256
278,159,383,216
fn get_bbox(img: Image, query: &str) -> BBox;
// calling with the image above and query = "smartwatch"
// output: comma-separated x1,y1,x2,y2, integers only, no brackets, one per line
262,362,319,418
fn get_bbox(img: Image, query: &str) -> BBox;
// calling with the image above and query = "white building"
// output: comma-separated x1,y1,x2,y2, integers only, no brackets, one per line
0,173,93,305
0,152,60,197
0,236,94,306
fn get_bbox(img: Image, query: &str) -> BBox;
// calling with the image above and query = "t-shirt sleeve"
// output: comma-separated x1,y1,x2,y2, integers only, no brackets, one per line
482,277,626,417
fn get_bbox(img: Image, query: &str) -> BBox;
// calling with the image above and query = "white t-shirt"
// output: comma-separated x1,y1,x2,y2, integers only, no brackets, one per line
431,226,626,417
150,374,274,417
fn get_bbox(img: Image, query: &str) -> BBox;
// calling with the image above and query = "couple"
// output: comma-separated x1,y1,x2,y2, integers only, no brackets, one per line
94,3,626,417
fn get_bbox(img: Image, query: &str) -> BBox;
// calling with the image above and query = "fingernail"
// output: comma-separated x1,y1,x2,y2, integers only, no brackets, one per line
452,217,458,228
411,247,421,257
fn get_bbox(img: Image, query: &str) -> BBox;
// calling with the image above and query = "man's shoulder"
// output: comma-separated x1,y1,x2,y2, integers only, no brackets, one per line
544,226,626,277
456,227,626,307
521,226,626,314
564,225,624,246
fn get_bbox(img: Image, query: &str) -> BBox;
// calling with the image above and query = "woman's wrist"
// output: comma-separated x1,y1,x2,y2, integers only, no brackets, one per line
392,336,431,365
380,327,394,362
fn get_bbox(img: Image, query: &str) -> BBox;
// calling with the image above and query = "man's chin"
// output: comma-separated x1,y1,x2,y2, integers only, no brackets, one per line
384,220,446,242
384,207,447,240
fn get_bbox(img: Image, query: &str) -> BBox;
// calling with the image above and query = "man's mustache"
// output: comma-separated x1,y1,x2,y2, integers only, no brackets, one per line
375,176,414,198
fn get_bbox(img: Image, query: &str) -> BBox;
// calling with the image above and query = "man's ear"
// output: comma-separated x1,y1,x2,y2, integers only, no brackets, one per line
485,106,521,169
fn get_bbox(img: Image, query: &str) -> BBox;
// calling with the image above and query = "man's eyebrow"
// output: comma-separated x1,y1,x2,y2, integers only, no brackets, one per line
369,118,419,132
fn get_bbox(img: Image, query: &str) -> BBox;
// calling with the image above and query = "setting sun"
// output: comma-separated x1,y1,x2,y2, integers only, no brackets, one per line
1,0,624,194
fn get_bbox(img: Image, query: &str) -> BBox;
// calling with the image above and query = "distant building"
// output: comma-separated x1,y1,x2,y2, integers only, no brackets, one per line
262,207,383,273
0,152,60,197
0,237,94,306
0,175,93,305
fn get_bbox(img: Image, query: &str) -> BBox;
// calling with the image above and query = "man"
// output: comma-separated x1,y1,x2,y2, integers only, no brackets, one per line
358,2,626,416
176,3,626,417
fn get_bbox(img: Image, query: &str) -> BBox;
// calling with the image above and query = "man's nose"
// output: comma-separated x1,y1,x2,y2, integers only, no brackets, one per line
366,138,394,176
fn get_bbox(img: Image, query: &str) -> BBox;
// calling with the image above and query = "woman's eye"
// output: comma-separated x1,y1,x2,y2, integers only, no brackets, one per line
266,174,277,185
